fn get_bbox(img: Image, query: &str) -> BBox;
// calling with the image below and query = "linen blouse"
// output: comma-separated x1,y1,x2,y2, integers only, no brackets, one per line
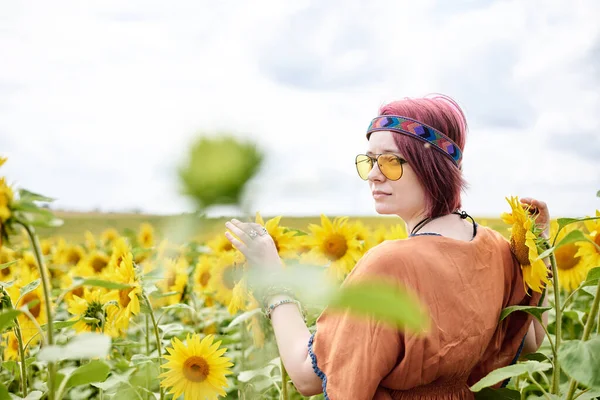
309,225,541,399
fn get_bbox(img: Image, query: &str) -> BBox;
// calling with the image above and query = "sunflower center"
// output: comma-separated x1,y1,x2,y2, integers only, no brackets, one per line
183,356,210,383
91,256,108,273
83,301,106,330
67,250,82,265
555,243,581,271
119,288,133,308
1,266,10,276
71,287,84,298
21,292,41,318
166,270,177,288
199,271,211,287
510,225,530,266
11,336,18,351
323,234,348,261
593,233,600,249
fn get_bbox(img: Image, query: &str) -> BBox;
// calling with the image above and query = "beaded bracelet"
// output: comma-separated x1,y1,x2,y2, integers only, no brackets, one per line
264,298,306,321
258,285,296,309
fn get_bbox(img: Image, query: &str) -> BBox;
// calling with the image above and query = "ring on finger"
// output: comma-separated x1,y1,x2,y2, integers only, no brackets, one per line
248,229,258,239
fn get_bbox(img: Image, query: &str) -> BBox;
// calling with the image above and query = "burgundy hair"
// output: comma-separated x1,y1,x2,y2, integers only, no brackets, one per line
376,94,468,218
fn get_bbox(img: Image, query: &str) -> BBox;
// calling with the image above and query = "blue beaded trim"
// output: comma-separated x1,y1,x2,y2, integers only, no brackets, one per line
501,334,527,388
308,333,330,399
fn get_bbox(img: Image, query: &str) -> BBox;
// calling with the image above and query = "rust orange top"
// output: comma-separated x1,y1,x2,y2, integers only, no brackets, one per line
309,226,541,400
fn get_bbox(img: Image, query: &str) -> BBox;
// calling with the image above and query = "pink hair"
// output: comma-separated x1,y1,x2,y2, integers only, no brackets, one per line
377,94,468,218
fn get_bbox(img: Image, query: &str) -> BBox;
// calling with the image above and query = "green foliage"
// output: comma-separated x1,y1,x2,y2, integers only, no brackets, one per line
178,135,264,210
470,361,552,392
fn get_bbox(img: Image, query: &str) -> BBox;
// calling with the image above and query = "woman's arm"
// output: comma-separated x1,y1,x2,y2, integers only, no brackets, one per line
268,294,323,396
224,221,322,395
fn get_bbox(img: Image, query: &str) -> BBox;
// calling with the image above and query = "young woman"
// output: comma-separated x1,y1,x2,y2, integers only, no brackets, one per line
225,95,549,399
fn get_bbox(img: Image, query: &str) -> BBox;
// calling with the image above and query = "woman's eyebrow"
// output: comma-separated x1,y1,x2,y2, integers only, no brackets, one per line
366,149,399,155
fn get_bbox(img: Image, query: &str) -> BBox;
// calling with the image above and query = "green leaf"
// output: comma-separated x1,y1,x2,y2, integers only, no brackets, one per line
470,361,551,392
0,382,9,400
328,278,429,331
536,246,555,260
521,352,552,363
238,364,278,382
18,189,55,203
582,267,600,287
0,260,18,270
40,320,78,330
558,338,600,389
499,305,552,323
24,391,43,400
66,360,110,388
555,230,589,250
37,332,112,362
474,387,521,400
557,216,600,232
81,279,132,290
0,309,21,332
130,354,156,366
563,310,586,326
150,290,180,298
18,278,40,298
160,303,196,313
597,190,600,198
228,308,262,328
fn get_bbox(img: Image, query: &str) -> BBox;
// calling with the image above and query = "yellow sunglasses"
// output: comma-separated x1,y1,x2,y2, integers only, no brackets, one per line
355,153,407,181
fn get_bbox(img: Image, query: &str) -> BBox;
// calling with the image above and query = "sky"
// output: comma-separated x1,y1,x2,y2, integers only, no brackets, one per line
0,0,599,218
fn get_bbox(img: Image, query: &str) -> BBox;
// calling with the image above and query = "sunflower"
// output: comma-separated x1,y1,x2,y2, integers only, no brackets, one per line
156,257,189,307
7,266,46,327
100,228,120,247
305,215,364,280
138,223,155,248
40,239,54,256
106,251,142,333
2,329,22,361
575,210,600,271
84,231,97,251
0,157,14,244
55,240,86,267
347,220,372,249
0,246,17,280
84,250,111,277
228,277,249,315
501,196,550,293
206,234,234,254
255,213,298,259
67,287,119,337
550,221,593,291
245,296,265,349
209,251,245,307
60,261,95,301
2,319,40,361
159,334,233,400
193,255,215,307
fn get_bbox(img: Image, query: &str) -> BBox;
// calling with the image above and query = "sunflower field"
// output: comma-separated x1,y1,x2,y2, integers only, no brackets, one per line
1,153,600,400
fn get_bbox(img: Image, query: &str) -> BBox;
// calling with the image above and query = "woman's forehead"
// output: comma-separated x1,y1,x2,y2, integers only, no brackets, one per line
367,130,399,152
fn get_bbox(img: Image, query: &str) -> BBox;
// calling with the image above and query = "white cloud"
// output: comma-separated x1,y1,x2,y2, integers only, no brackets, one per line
0,0,598,220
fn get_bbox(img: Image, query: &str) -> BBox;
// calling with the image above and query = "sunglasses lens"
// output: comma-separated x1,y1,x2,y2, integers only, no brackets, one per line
378,154,403,180
355,154,372,180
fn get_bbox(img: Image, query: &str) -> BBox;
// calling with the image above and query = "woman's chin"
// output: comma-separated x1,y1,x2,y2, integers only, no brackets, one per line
374,204,395,215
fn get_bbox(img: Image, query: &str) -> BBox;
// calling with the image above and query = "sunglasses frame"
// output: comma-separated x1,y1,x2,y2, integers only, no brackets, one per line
355,153,407,181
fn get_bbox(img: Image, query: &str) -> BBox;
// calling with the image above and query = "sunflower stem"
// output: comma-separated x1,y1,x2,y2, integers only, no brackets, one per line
565,278,600,400
13,322,28,397
143,293,164,400
549,252,561,395
281,358,289,400
20,222,56,400
145,314,151,400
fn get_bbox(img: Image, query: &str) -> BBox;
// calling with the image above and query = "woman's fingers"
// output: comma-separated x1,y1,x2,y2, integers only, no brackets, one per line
225,220,251,243
225,231,249,255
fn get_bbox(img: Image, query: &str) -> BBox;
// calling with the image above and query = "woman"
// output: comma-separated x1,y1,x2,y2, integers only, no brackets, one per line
224,95,549,399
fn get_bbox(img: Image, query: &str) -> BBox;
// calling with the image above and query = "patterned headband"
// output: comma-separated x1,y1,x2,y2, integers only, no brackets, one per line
366,115,462,167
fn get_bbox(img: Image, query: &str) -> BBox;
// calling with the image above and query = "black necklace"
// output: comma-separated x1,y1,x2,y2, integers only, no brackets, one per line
410,210,477,238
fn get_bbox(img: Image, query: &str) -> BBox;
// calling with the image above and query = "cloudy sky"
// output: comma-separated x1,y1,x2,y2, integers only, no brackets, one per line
0,0,599,218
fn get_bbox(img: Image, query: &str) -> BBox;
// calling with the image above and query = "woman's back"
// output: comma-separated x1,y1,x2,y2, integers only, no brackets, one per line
310,225,541,399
